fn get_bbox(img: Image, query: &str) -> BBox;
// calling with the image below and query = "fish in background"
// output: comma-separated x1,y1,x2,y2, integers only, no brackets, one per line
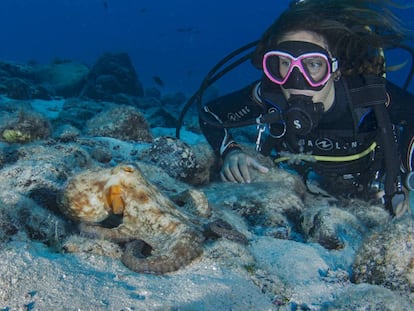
152,76,165,88
176,27,200,35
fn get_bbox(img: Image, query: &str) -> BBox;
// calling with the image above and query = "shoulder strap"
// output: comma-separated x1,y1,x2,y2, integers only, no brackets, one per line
348,74,403,215
347,74,388,108
373,102,404,215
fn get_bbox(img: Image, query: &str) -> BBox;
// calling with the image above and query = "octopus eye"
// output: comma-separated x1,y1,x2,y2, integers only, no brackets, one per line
123,165,135,173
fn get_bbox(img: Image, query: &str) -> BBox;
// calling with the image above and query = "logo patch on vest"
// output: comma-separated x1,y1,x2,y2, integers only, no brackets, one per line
298,138,359,152
316,138,334,151
227,106,251,122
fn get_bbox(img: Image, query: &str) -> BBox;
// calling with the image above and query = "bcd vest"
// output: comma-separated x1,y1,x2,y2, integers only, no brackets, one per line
257,74,391,177
258,74,401,213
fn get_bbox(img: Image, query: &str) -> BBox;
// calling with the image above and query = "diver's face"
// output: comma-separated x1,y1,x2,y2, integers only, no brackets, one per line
277,31,337,111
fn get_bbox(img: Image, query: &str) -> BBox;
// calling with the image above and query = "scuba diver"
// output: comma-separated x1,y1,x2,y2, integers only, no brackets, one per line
195,0,414,216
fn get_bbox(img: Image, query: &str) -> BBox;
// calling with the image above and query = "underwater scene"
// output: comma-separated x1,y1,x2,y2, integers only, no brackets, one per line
0,0,414,310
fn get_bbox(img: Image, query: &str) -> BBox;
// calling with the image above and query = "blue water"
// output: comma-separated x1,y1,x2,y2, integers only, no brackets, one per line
0,2,413,212
0,3,413,308
0,0,412,96
0,0,276,95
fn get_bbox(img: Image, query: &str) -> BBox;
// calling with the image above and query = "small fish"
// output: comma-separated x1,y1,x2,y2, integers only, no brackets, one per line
152,76,165,88
103,0,108,10
176,27,195,33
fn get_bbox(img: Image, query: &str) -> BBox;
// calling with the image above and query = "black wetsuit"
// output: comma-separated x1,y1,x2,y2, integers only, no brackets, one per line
200,75,414,199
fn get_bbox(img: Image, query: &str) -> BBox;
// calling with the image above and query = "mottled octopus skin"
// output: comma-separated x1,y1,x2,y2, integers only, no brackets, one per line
61,164,205,274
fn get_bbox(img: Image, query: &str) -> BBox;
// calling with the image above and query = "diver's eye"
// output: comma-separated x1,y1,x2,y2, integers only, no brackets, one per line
304,58,324,71
279,56,291,68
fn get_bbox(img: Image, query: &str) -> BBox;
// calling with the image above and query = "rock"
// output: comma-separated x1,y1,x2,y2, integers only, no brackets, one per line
3,77,32,99
0,61,56,99
161,91,187,108
1,110,51,143
54,98,110,130
33,60,89,97
136,160,191,195
148,107,178,128
341,198,391,229
0,193,70,248
300,204,365,250
0,61,34,79
90,146,113,163
53,124,81,142
86,105,153,142
0,199,19,246
203,167,306,239
140,136,208,185
0,142,92,212
352,216,414,292
80,52,143,101
323,283,414,310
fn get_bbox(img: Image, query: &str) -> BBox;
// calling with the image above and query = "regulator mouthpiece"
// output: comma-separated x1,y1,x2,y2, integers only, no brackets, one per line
285,95,324,135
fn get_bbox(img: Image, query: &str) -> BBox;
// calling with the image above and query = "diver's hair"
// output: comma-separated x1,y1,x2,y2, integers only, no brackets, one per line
252,0,413,76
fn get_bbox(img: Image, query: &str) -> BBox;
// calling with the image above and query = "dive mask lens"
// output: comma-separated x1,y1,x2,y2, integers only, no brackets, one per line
262,41,338,89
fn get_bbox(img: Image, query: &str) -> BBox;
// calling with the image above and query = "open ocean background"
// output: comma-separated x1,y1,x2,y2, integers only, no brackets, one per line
1,2,414,310
0,0,413,97
1,1,414,207
0,2,413,208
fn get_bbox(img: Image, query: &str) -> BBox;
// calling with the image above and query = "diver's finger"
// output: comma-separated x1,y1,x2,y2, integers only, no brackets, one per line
238,156,252,183
248,158,269,173
230,164,247,183
220,170,230,182
227,153,248,183
220,166,235,182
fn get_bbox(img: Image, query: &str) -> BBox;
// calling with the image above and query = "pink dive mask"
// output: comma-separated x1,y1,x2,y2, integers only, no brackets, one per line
262,41,338,90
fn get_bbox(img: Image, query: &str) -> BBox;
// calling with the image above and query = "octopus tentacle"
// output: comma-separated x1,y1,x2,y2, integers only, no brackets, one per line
121,231,204,274
79,223,133,243
205,219,249,245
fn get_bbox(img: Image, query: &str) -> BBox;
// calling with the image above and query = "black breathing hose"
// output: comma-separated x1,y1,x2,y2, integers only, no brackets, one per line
175,40,259,138
175,42,414,139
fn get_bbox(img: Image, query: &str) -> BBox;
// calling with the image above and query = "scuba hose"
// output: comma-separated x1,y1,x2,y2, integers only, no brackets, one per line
373,103,405,216
175,42,414,138
399,44,414,91
175,40,259,138
174,39,413,215
274,142,378,164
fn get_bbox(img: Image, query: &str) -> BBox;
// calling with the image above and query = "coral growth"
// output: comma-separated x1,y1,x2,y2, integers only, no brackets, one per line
1,110,51,143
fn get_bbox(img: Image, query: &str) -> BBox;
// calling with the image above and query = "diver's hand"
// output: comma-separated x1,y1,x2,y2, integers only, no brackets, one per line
392,188,411,218
220,150,269,183
377,188,411,217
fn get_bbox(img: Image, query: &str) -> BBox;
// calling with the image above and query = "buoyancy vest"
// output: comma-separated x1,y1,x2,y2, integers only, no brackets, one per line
257,74,402,212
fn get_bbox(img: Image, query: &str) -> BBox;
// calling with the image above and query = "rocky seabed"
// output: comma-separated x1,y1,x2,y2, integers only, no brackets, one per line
0,57,413,310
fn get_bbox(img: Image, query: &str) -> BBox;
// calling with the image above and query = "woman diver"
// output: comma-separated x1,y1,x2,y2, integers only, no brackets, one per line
198,0,414,216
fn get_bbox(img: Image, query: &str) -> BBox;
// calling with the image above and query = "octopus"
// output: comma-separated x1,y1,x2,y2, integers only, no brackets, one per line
59,163,246,274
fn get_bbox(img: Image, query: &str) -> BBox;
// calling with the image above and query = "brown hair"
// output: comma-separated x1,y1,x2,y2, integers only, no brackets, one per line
252,0,412,76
